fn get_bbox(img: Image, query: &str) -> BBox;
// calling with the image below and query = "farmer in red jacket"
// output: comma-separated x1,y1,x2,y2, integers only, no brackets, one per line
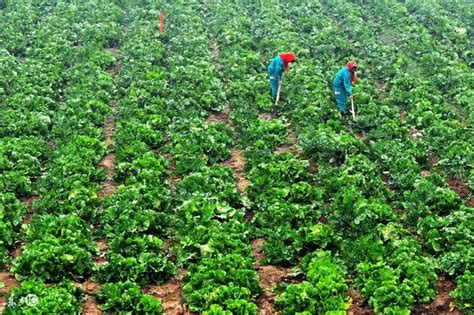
268,52,296,99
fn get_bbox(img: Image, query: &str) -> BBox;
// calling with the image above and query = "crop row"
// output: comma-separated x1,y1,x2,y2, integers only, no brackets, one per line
1,2,125,313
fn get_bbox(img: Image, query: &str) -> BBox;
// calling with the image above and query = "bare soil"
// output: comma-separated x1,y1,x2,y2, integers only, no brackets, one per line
96,240,108,252
99,153,116,177
21,195,38,211
259,112,274,121
11,198,36,262
92,240,108,266
98,180,118,200
447,176,474,207
308,161,319,174
222,148,249,195
354,132,366,141
381,172,390,185
421,170,431,178
251,239,293,315
102,105,116,149
347,288,373,315
79,281,102,315
11,246,22,259
0,271,20,313
428,152,439,166
205,107,231,126
105,48,121,76
144,269,189,315
97,97,117,200
275,129,301,155
412,278,461,314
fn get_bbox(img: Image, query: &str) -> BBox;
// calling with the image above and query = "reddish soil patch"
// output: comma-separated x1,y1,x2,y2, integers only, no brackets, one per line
421,170,431,178
92,240,108,266
144,269,188,315
275,129,301,155
79,281,102,315
309,161,319,174
354,132,366,141
102,114,116,149
447,177,473,207
98,181,118,200
319,216,328,224
206,107,230,126
380,171,390,185
428,152,439,166
0,271,20,313
259,112,274,121
11,246,22,259
223,148,249,195
21,195,38,211
169,176,181,191
412,278,461,314
98,98,117,200
82,281,101,294
99,154,115,178
93,257,107,266
447,177,470,199
251,239,293,315
96,240,108,252
21,213,33,226
347,288,373,315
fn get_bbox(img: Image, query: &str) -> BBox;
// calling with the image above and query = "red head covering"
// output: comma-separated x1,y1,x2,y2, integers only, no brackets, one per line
346,60,358,84
280,52,296,72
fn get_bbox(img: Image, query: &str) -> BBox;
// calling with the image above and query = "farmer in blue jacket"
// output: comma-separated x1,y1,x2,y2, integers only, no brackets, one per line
332,60,358,114
268,52,296,99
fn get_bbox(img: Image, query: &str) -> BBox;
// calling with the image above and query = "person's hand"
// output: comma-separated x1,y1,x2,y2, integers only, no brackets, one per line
349,94,354,99
278,80,282,86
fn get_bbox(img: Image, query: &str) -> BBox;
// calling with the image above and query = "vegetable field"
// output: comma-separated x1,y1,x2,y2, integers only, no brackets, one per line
0,1,473,314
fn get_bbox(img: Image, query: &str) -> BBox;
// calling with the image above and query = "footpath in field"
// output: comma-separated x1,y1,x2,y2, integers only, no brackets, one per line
80,46,122,315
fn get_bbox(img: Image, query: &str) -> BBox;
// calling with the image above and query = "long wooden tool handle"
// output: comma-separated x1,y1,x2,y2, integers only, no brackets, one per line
351,97,356,121
275,81,282,106
274,73,284,106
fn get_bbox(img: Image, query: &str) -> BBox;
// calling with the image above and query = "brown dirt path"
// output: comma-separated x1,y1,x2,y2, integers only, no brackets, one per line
98,99,118,200
347,288,373,315
412,278,461,314
79,281,102,315
205,107,231,126
105,48,121,75
275,128,301,155
0,271,20,313
447,176,474,207
223,148,249,195
144,269,190,315
251,239,293,315
81,47,122,315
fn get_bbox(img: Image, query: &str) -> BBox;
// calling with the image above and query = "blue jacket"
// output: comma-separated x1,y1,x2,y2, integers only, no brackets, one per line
268,56,285,81
332,66,353,96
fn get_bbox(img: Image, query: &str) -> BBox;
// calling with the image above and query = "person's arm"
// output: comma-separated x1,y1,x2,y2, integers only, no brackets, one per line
275,58,284,81
343,69,353,96
268,59,274,76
